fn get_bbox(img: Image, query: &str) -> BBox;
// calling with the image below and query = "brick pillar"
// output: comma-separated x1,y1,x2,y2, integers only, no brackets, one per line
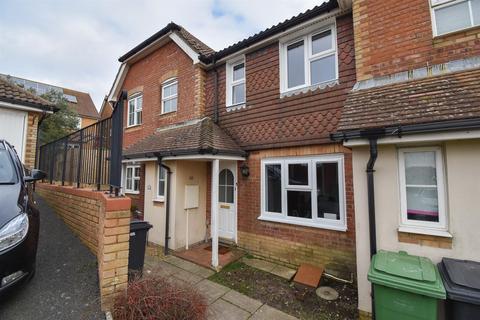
97,195,132,311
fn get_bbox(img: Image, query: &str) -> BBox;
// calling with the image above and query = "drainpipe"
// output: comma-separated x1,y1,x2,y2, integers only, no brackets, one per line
366,137,378,320
35,111,48,168
156,155,172,256
213,58,219,124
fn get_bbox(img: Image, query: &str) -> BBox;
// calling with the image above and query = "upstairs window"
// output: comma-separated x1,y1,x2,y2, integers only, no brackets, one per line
280,25,338,93
431,0,480,36
398,147,447,233
128,94,142,127
162,79,178,114
226,58,246,107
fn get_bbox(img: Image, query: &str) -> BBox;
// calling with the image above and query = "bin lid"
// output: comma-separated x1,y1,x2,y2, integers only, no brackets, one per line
368,250,446,299
130,219,153,231
438,258,480,305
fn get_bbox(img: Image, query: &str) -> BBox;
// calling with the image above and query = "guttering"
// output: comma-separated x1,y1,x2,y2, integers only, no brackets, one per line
0,100,55,114
155,154,172,256
331,118,480,142
123,148,246,160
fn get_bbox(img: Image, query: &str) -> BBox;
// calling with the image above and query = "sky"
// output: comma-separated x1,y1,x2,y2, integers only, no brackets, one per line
0,0,322,110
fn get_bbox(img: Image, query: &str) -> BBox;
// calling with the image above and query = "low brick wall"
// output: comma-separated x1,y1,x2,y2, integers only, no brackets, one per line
37,183,131,311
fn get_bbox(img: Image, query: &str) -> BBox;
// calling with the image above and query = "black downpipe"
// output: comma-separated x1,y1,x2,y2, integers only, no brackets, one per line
213,58,219,124
156,155,172,255
366,137,378,320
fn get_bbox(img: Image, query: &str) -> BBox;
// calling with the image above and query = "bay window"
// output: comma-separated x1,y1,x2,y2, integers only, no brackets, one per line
280,24,338,94
398,147,447,233
431,0,480,36
128,94,142,127
261,155,346,230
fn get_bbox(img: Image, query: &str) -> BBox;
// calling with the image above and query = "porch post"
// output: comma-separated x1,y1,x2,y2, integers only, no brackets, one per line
211,159,220,269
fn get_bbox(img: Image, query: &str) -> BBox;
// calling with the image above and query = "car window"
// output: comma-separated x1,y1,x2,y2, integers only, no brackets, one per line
0,144,17,184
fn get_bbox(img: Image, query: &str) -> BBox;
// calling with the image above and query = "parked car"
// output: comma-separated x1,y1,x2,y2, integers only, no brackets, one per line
0,140,45,293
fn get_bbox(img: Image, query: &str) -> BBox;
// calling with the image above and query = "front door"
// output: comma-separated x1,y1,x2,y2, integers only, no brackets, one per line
218,162,236,240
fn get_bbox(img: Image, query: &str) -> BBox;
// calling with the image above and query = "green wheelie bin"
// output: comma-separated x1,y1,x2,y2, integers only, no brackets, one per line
368,250,446,320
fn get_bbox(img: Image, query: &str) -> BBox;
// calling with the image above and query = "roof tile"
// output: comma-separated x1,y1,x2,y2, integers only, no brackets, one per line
0,77,54,110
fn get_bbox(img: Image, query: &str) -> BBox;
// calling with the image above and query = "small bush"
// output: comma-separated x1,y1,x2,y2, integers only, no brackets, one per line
113,275,208,320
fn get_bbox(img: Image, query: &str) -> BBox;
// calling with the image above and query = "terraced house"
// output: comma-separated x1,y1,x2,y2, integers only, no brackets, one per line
331,0,480,318
108,0,356,275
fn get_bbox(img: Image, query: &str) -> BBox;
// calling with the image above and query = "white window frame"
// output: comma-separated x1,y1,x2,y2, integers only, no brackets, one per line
430,0,479,36
161,78,178,114
226,57,246,108
155,165,167,201
279,21,338,94
125,165,141,194
398,147,448,234
260,154,347,231
127,93,142,127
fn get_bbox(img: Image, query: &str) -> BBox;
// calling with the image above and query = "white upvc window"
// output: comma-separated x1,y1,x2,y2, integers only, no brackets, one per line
127,94,142,127
430,0,480,36
260,154,346,231
125,165,141,194
161,78,178,114
156,165,167,201
279,24,338,94
398,147,448,234
226,58,246,107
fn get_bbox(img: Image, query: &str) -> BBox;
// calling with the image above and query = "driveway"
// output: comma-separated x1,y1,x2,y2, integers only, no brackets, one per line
0,194,103,320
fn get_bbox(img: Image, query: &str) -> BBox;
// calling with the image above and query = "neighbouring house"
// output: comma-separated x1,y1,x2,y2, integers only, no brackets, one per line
108,0,357,274
331,0,480,318
99,95,113,120
0,77,56,168
0,74,100,128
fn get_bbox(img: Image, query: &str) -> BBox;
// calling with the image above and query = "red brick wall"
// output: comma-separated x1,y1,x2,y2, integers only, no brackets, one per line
235,144,356,273
205,14,356,150
121,40,204,150
353,0,480,81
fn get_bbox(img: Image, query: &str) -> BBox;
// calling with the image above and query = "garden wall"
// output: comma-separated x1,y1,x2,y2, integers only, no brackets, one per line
36,183,131,310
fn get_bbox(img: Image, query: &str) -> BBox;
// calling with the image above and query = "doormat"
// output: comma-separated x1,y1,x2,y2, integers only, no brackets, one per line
204,245,230,255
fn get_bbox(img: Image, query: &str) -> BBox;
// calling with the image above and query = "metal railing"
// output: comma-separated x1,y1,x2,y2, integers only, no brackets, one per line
38,92,126,194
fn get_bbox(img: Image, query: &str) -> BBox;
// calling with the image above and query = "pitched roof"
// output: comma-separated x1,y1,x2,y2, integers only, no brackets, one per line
200,0,339,63
0,77,55,111
63,88,99,119
336,68,480,132
118,22,214,62
123,117,244,158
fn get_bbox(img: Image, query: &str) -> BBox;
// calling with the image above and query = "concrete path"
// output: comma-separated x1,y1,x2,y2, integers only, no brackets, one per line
144,254,298,320
0,195,102,320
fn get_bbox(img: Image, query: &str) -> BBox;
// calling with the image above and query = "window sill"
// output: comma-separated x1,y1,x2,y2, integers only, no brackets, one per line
433,25,480,40
125,124,142,131
226,103,246,112
398,226,452,238
125,191,140,195
258,215,347,232
153,197,165,203
280,79,339,98
160,110,177,116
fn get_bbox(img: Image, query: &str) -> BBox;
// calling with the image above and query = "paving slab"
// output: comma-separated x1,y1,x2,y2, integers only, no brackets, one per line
195,279,231,304
145,260,183,277
250,304,298,320
208,299,250,320
166,255,215,278
270,264,297,280
293,264,323,288
173,268,204,285
222,290,263,314
242,258,277,273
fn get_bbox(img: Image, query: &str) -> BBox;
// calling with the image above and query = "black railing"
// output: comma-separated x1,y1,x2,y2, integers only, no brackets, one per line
38,92,126,194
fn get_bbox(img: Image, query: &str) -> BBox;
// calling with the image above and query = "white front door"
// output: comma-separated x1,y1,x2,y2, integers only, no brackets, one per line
218,162,236,240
